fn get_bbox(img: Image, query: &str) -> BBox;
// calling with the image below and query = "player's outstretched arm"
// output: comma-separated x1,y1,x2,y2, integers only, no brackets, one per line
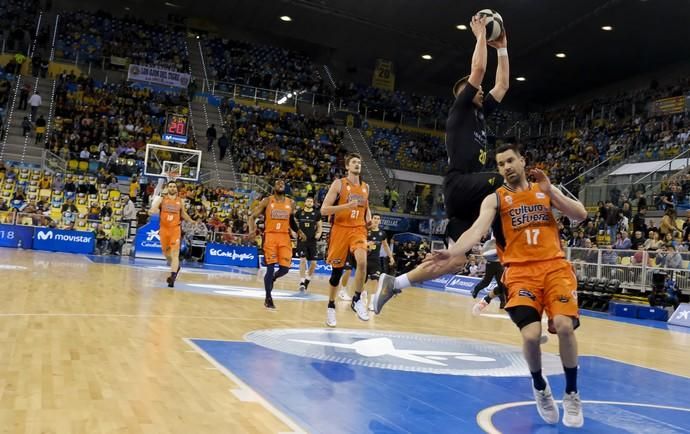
148,196,162,215
488,30,509,102
467,15,488,89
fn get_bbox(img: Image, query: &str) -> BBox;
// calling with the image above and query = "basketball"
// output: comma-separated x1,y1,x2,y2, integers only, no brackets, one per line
476,9,504,41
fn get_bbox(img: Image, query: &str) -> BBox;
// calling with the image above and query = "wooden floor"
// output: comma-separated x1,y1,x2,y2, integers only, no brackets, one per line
1,248,689,434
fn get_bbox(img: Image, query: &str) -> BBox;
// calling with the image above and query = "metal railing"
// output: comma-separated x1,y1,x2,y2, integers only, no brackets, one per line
568,246,690,294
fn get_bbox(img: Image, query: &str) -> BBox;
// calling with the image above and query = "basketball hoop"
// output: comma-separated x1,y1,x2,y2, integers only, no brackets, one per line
165,169,180,183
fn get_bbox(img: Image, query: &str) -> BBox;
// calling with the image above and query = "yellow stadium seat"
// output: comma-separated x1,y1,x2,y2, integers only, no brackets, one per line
78,161,88,173
68,160,79,171
39,188,51,202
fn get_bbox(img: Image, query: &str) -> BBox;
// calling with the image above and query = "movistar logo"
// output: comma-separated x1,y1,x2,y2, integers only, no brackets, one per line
36,230,91,243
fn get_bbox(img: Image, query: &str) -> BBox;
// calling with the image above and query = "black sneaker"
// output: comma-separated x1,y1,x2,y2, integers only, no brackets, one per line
166,275,175,288
304,279,311,290
299,282,306,293
471,284,482,299
264,297,276,310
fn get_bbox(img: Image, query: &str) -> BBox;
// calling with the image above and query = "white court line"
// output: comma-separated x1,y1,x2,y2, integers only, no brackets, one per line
0,312,326,324
184,338,307,434
476,400,690,434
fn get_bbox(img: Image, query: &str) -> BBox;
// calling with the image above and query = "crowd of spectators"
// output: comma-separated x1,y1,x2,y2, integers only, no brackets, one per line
216,99,348,186
57,10,188,72
204,36,324,95
45,73,190,175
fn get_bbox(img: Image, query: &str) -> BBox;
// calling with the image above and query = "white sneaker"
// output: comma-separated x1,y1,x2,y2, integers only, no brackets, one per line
533,379,559,425
338,288,351,301
562,391,584,428
472,299,489,316
368,301,375,312
326,308,337,327
351,298,370,321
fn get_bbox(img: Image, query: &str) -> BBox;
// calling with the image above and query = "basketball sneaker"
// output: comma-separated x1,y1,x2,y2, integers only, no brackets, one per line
298,282,306,293
373,273,400,314
338,288,351,301
326,307,337,327
472,299,489,316
562,391,584,428
532,378,559,425
351,297,370,321
304,279,311,290
264,297,276,310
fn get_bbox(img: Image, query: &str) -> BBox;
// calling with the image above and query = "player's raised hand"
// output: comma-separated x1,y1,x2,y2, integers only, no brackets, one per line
422,249,467,274
488,29,507,49
346,200,359,210
470,15,487,39
529,168,552,194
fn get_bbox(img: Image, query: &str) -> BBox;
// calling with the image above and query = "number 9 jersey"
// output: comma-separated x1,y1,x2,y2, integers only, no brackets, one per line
492,183,564,265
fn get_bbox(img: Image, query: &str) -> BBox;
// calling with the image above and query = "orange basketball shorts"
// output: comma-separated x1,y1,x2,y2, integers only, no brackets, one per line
263,232,292,267
159,227,181,254
502,258,579,320
327,224,367,268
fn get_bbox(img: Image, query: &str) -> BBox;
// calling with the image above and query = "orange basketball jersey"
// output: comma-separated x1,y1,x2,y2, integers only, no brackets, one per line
492,183,564,265
333,178,368,227
160,196,182,229
264,196,293,234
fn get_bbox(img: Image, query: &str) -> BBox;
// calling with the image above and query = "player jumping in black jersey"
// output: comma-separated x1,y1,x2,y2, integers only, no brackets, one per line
374,15,510,314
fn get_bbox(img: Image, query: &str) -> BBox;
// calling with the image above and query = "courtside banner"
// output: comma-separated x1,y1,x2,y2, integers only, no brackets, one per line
668,303,690,328
445,275,497,294
33,228,94,254
0,224,34,249
204,243,259,268
134,215,165,260
420,274,453,290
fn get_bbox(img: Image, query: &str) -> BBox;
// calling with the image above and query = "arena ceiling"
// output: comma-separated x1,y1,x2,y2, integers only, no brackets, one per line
75,0,690,110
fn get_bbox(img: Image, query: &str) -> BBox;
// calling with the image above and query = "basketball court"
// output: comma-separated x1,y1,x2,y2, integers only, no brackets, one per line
2,247,689,433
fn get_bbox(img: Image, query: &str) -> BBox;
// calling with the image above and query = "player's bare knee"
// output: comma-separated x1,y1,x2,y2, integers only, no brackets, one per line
552,315,575,336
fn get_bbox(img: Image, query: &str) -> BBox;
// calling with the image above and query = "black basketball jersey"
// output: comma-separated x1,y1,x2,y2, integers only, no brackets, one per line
367,229,386,259
296,208,321,241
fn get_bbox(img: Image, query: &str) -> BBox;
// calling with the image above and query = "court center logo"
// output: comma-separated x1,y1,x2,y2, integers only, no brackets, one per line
245,329,562,376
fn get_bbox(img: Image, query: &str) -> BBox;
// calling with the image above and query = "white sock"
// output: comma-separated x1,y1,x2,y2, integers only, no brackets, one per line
306,274,313,281
394,274,411,290
300,277,306,284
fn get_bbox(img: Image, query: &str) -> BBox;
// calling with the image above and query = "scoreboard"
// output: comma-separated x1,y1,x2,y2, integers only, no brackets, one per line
163,113,189,144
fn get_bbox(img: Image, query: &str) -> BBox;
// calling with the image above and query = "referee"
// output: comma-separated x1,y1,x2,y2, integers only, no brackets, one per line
296,196,322,292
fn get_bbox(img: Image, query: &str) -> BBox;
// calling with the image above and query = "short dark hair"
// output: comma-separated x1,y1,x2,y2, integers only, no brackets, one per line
495,143,523,156
346,153,362,165
452,75,470,97
167,180,177,187
372,213,381,218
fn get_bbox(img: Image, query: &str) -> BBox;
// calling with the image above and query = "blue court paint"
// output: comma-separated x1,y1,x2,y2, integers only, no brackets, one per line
191,331,690,434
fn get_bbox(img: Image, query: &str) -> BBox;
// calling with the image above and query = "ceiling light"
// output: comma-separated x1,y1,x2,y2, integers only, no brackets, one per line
280,15,292,22
555,52,566,58
421,54,432,60
456,24,468,30
516,77,526,82
601,25,613,31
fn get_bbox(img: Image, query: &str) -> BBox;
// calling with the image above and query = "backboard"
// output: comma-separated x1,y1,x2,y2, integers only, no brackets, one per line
144,143,201,181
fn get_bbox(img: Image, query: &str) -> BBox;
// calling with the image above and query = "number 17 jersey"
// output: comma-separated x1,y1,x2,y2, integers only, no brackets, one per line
492,183,564,265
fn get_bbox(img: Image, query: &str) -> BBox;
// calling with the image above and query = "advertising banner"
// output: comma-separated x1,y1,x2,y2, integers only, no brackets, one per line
33,227,94,254
204,242,259,268
0,224,34,249
128,64,191,89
